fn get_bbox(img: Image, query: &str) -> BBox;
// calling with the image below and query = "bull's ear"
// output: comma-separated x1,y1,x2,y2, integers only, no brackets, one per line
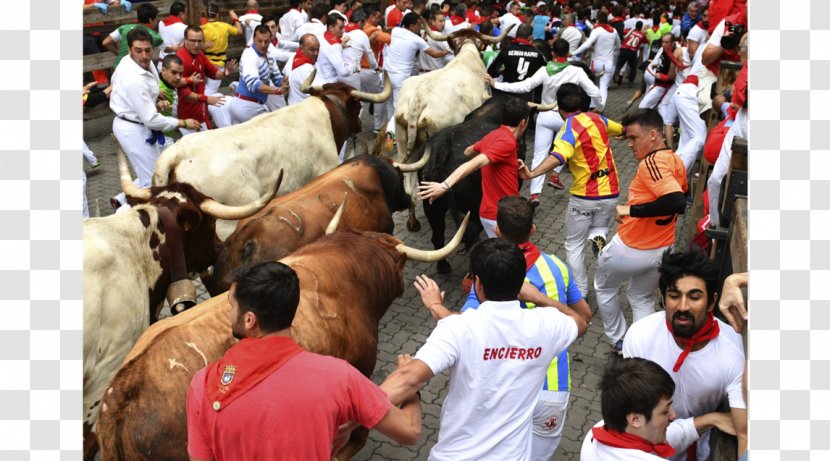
176,207,202,233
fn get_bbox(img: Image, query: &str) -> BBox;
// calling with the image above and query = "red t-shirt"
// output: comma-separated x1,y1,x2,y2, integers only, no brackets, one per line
387,8,404,28
187,351,391,460
473,125,519,220
176,47,220,125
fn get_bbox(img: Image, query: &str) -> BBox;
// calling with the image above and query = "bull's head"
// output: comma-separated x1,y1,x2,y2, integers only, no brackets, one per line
300,69,392,154
115,139,280,314
424,22,515,53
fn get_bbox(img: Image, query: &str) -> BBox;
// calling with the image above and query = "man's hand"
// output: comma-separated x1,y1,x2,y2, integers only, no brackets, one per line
156,99,172,112
182,118,202,131
417,181,449,204
331,422,358,455
718,272,748,333
224,58,239,74
190,73,204,86
615,204,630,223
206,94,226,106
483,73,494,86
83,81,98,95
696,412,737,436
228,9,238,20
517,159,532,180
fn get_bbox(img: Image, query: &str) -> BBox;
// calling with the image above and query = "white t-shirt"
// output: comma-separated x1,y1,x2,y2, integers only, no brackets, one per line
499,12,522,37
687,23,708,45
623,311,745,461
286,60,314,105
344,28,378,72
158,20,187,61
385,27,429,81
574,25,621,62
419,35,452,71
559,26,584,54
580,418,700,461
494,63,603,109
238,12,263,46
415,300,578,461
315,39,351,84
295,19,326,43
280,8,306,42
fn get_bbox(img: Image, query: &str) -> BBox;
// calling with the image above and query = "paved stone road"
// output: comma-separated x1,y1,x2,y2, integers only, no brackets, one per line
83,76,693,460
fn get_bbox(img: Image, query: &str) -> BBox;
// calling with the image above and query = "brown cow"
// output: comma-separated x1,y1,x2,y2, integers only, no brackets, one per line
204,155,412,296
95,217,470,461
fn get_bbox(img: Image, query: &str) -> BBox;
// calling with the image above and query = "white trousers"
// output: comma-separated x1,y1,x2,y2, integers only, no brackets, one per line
229,97,266,125
591,58,614,108
639,84,669,110
530,390,570,461
707,110,747,228
360,69,383,127
593,234,669,344
696,66,717,114
265,93,287,112
674,83,707,173
480,217,497,238
205,66,224,95
658,83,679,126
643,69,655,88
112,117,161,205
565,196,617,296
207,93,233,128
179,122,208,136
530,110,566,195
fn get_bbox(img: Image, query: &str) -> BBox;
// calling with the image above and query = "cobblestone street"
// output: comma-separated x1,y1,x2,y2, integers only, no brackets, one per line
84,75,693,460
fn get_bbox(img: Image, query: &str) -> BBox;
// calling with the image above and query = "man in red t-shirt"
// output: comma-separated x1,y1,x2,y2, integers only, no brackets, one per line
176,25,237,133
187,261,422,461
418,98,530,238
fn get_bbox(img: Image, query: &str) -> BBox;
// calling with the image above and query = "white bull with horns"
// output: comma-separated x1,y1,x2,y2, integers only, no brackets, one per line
152,72,392,239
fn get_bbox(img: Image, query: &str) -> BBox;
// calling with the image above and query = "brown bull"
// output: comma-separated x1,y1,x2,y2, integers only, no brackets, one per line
204,155,412,296
95,217,469,461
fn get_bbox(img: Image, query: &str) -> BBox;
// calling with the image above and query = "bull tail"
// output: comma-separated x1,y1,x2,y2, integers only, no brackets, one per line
406,117,418,161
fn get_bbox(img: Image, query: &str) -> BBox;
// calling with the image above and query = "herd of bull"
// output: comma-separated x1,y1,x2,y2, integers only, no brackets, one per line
83,25,590,461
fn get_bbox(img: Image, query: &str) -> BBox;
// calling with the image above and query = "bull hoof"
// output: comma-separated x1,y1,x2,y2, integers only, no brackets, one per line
407,218,421,232
437,259,451,274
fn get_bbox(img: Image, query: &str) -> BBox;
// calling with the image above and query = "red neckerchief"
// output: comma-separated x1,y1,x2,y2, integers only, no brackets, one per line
518,242,541,271
517,13,526,22
205,335,304,410
246,9,258,14
663,43,688,70
592,425,676,458
162,15,184,27
345,22,360,32
324,31,342,45
291,7,302,13
595,23,614,33
450,14,465,25
666,311,720,372
271,37,279,47
610,17,624,24
292,48,315,69
553,57,567,63
513,38,532,45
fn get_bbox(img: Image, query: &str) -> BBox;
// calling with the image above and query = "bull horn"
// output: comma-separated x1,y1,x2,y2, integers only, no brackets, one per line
349,71,392,103
300,68,322,94
325,193,347,235
423,19,449,41
396,212,470,262
114,134,152,201
481,23,514,43
393,144,431,172
200,170,283,220
527,101,558,112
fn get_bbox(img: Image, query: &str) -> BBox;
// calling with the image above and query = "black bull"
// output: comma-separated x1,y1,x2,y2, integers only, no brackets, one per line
414,91,529,273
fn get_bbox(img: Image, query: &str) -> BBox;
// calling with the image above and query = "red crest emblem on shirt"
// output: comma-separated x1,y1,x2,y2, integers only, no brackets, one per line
544,416,558,430
221,365,237,386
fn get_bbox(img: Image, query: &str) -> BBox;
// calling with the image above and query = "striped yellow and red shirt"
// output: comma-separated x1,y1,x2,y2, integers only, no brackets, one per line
550,112,623,200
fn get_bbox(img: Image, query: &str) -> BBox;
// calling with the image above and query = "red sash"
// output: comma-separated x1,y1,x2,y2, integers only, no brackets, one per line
513,38,532,45
592,425,676,458
345,22,360,32
663,44,688,70
205,335,304,410
450,14,466,25
666,312,720,372
292,48,315,69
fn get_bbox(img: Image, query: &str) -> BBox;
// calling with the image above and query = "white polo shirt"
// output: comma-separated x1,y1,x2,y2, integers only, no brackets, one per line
499,12,522,37
580,419,700,461
415,300,578,461
280,8,306,41
158,19,187,61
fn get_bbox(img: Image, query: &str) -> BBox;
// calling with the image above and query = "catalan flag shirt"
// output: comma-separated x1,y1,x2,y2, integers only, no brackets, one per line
617,149,688,250
550,112,623,200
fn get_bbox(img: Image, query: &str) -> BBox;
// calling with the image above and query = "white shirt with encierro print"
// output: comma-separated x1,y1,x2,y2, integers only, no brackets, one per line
415,300,578,461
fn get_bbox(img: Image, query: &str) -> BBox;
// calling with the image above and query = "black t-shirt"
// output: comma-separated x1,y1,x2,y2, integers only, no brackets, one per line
487,42,547,84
